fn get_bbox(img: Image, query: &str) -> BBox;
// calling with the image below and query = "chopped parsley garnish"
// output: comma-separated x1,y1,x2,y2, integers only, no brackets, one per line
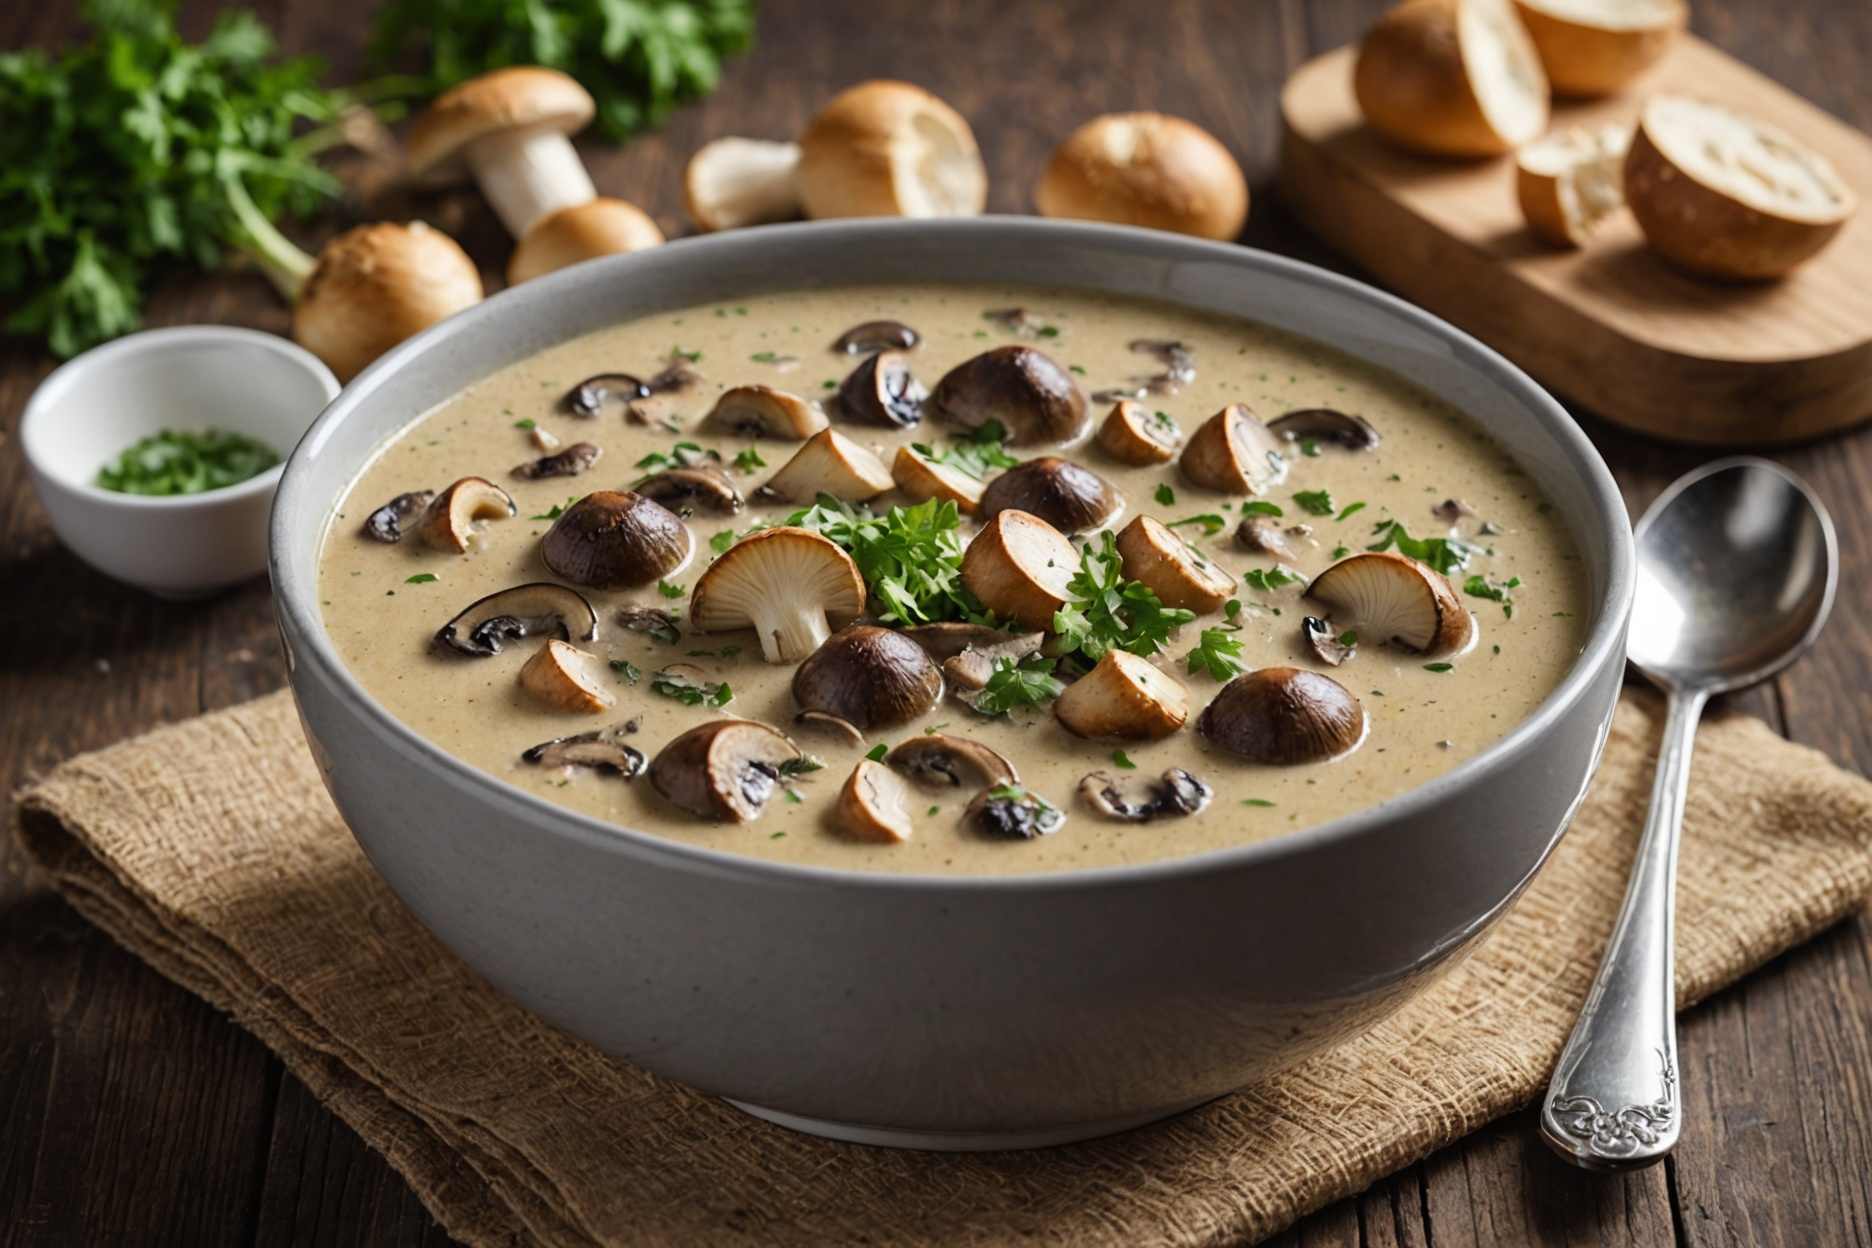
1335,501,1367,522
778,756,824,778
709,530,736,554
1331,545,1351,559
1154,483,1177,506
1241,798,1276,808
1069,364,1087,375
864,743,888,762
750,350,779,363
96,428,280,496
513,418,536,430
1463,573,1522,618
1112,750,1137,770
671,346,702,363
529,498,576,521
1166,513,1227,537
634,440,714,472
1051,531,1195,662
1224,599,1243,621
1036,325,1060,338
1423,662,1454,673
731,447,766,474
781,496,982,626
1184,627,1247,681
1242,566,1302,592
1338,629,1359,646
909,426,1020,482
1241,500,1283,517
404,573,438,584
973,655,1064,716
686,644,741,658
609,659,642,684
657,580,685,598
1299,439,1321,458
650,668,732,707
1293,489,1335,516
1367,520,1474,575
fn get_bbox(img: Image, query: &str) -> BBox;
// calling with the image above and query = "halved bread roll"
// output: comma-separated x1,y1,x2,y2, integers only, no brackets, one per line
684,137,803,232
1624,95,1857,280
1516,122,1631,246
1354,0,1550,159
1512,0,1685,97
798,81,988,219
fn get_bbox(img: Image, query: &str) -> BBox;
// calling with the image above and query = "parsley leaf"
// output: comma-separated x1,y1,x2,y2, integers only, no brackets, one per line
783,496,984,626
1463,573,1522,618
708,529,736,555
403,573,438,585
657,580,685,599
972,655,1064,716
1241,500,1283,517
1166,513,1227,537
1051,531,1195,662
730,447,766,474
1112,749,1137,770
1154,483,1177,506
608,659,641,684
649,667,732,707
1184,627,1247,681
96,428,280,495
1242,566,1302,592
1335,501,1367,522
1293,489,1335,516
1368,520,1474,575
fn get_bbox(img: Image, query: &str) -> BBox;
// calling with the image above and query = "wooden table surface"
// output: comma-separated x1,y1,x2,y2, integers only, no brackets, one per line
3,1,1869,1244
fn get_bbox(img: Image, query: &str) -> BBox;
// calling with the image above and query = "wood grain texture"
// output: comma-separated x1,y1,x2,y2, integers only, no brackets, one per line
0,1,1867,1245
1279,36,1872,446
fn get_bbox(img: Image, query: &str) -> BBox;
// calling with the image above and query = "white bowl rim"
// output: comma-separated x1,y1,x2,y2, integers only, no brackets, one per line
271,217,1635,896
21,324,339,510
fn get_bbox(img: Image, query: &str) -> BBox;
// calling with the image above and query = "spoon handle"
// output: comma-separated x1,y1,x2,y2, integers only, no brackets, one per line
1539,687,1708,1170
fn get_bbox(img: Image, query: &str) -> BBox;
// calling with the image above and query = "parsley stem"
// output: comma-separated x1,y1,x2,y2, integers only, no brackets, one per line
220,170,313,300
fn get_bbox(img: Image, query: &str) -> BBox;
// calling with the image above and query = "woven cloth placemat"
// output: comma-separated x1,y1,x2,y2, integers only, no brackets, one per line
12,687,1872,1246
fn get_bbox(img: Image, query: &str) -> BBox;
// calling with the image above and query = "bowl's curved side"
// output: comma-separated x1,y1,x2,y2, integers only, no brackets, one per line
270,218,1634,1137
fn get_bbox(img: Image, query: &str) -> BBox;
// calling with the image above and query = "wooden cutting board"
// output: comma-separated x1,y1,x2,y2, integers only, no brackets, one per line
1277,36,1872,446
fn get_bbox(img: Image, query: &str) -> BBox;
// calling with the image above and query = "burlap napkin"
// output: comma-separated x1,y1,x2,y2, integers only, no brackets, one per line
12,687,1872,1246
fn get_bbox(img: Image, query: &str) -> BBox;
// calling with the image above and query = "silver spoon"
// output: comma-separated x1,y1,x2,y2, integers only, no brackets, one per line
1539,456,1837,1171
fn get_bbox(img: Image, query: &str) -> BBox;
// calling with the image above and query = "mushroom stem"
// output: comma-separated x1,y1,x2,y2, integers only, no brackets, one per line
466,125,596,238
221,173,314,301
755,601,834,662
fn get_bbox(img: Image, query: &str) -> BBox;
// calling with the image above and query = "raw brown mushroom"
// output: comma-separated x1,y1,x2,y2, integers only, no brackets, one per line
978,456,1121,534
518,639,615,713
362,489,434,542
512,441,601,480
1307,551,1472,655
1054,650,1190,741
435,582,599,657
289,222,485,384
507,198,664,285
1078,768,1212,821
1198,667,1366,764
759,429,895,503
649,719,803,822
1096,400,1182,465
1266,408,1381,451
521,723,645,777
634,464,744,514
1181,404,1286,495
702,385,828,441
833,759,915,843
684,137,803,232
792,625,943,731
959,510,1080,631
836,349,926,428
891,446,985,512
689,527,867,663
418,477,517,552
540,490,692,587
797,81,988,219
1116,515,1234,613
885,734,1018,791
930,346,1089,447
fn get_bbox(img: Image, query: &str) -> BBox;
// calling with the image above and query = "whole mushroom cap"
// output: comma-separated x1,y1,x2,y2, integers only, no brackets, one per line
405,67,596,184
792,625,943,731
978,456,1121,534
540,490,692,587
1198,666,1366,764
291,222,484,383
930,345,1089,447
1035,112,1250,241
507,198,664,284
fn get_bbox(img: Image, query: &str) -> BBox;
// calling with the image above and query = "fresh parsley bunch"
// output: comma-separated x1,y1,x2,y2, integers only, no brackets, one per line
370,0,757,141
0,0,344,357
782,495,988,627
1052,531,1195,664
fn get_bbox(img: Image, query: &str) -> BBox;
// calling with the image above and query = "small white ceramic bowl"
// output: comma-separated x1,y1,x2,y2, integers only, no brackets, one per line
22,326,339,599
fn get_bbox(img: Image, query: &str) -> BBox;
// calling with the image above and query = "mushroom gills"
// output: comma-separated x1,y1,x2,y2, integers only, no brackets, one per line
1180,404,1287,495
1306,551,1471,655
512,441,602,479
435,582,598,657
362,489,434,542
689,526,867,663
648,719,803,822
1078,768,1212,822
522,724,645,777
836,350,927,428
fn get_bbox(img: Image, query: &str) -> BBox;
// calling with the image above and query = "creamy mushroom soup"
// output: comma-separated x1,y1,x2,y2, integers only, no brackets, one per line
319,284,1588,876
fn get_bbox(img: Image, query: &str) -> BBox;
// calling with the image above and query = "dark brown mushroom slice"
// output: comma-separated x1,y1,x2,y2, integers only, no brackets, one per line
930,345,1089,447
977,456,1120,533
836,349,926,428
981,306,1040,336
1432,497,1476,524
435,582,599,657
649,719,802,822
616,604,681,644
1267,408,1380,451
1078,768,1212,822
540,490,692,587
792,625,943,731
561,357,698,417
419,477,518,552
512,441,602,480
1197,667,1365,764
940,632,1046,691
900,622,1015,661
521,723,645,777
701,385,826,440
1303,616,1357,667
361,489,434,542
1129,339,1196,390
885,734,1018,791
832,319,920,355
793,709,866,748
1235,516,1302,563
634,464,744,514
965,783,1066,840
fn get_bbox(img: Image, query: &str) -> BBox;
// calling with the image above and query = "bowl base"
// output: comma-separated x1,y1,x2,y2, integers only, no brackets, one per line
724,1093,1215,1152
